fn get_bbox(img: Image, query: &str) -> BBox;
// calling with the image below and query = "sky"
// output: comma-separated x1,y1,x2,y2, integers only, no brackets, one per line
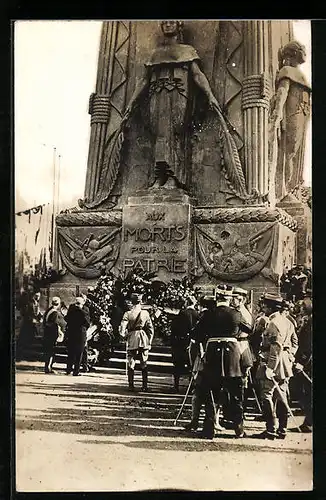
14,20,311,212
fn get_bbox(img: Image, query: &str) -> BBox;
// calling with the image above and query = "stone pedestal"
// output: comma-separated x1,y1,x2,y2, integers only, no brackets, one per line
277,198,312,267
53,198,298,307
118,189,192,282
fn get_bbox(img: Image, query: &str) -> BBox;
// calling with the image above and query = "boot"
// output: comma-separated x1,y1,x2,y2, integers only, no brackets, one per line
127,368,135,391
141,367,148,392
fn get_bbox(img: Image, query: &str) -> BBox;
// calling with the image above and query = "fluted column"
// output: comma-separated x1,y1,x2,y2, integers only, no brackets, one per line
84,22,118,202
242,20,271,199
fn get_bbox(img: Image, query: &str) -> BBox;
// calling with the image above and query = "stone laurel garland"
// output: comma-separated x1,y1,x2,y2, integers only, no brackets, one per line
193,207,297,230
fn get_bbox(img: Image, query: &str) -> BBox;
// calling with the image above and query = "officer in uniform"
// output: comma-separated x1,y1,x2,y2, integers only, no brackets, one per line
224,287,254,425
254,294,298,439
192,285,253,439
184,295,216,432
119,293,154,392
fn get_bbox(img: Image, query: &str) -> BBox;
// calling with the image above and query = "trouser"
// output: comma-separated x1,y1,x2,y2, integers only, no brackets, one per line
81,345,88,370
127,348,149,370
44,348,55,372
191,385,216,427
260,378,289,433
127,348,149,389
202,375,245,437
67,344,85,375
297,371,312,426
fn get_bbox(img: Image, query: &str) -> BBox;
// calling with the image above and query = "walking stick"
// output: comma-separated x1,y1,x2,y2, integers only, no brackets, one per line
300,370,312,384
173,371,195,426
248,369,262,414
271,376,302,432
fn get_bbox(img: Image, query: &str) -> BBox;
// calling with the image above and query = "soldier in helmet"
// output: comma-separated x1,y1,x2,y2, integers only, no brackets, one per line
119,293,154,392
254,294,298,440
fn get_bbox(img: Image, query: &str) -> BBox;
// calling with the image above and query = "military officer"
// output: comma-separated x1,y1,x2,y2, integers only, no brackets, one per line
254,294,298,439
192,285,253,439
119,293,154,392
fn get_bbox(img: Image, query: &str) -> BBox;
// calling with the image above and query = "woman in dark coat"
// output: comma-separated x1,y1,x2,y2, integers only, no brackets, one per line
43,296,66,374
170,296,199,392
65,296,90,376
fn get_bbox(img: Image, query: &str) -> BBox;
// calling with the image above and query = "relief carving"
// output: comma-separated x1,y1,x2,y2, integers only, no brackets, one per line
80,20,261,209
195,222,276,281
58,227,121,279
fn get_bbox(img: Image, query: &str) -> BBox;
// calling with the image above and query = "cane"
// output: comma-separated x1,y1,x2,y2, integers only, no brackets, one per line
299,370,312,384
173,371,195,426
271,376,302,432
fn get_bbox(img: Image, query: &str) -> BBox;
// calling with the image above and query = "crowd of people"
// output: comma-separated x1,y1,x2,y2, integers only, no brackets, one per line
15,282,312,441
168,286,312,439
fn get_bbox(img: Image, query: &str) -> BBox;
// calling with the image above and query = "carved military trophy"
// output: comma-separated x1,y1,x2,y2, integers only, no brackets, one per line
54,21,310,304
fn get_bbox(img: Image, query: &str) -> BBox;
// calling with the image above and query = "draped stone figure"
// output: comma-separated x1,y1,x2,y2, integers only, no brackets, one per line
269,41,311,202
81,20,258,209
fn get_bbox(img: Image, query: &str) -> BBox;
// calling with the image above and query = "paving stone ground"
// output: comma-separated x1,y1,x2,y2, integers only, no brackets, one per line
15,361,313,492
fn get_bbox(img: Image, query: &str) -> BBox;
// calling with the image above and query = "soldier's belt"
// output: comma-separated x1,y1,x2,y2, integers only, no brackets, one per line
206,337,237,343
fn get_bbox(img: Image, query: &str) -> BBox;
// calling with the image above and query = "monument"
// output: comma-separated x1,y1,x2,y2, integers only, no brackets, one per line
53,20,311,304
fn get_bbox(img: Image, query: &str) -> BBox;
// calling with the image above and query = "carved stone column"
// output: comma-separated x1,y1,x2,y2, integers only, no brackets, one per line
242,21,272,199
84,21,131,203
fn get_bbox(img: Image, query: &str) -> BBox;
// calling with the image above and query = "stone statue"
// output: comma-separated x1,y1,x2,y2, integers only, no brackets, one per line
269,41,311,202
82,20,257,208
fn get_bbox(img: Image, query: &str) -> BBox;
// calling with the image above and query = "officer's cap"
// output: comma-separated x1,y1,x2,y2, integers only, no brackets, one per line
215,284,233,298
261,293,283,308
233,287,248,297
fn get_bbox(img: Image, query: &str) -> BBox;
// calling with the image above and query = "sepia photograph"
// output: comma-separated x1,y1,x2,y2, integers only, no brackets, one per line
14,19,312,492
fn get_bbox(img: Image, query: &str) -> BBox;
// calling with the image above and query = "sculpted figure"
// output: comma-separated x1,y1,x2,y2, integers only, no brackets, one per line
269,41,311,201
82,20,256,208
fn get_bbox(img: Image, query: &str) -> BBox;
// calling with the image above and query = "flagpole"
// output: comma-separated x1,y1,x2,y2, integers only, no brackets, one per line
50,147,57,263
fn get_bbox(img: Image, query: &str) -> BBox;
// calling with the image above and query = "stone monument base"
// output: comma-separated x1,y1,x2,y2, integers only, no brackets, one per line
52,198,298,310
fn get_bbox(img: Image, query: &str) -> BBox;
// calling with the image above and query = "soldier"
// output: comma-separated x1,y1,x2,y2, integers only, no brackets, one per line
193,285,253,439
119,293,154,392
254,294,298,440
170,295,199,392
225,287,254,425
184,295,217,432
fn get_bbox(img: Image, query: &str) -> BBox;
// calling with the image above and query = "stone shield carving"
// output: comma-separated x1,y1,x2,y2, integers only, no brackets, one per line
58,227,121,279
194,222,276,281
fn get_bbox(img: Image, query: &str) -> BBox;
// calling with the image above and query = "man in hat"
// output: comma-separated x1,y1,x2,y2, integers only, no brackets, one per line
231,287,253,336
119,293,154,392
43,296,66,374
65,296,91,376
222,287,253,426
254,294,298,439
293,297,312,432
191,285,253,439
